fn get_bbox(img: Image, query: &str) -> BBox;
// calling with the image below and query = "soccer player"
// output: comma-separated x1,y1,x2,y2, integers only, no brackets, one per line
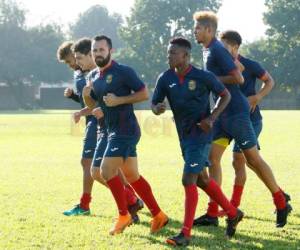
57,40,98,216
83,35,168,235
152,37,244,246
193,11,291,228
57,39,141,219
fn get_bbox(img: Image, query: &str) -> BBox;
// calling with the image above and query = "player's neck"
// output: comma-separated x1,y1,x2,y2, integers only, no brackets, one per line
203,36,215,48
99,59,113,72
175,63,190,75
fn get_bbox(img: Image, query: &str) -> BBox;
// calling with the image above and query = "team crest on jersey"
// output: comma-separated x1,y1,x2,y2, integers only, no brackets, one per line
188,80,196,90
106,74,113,84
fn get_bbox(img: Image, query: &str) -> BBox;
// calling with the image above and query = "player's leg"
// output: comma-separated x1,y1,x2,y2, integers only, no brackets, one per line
194,140,228,226
101,155,132,235
63,121,96,216
121,153,168,234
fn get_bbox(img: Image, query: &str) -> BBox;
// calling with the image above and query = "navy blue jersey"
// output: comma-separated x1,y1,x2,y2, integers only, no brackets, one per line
152,65,226,145
203,38,249,117
73,70,100,128
239,55,267,122
87,61,145,138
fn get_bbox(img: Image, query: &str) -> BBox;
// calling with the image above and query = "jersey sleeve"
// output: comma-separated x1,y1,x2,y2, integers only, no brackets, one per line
250,60,267,81
152,74,166,105
123,66,145,92
213,46,237,75
203,71,227,96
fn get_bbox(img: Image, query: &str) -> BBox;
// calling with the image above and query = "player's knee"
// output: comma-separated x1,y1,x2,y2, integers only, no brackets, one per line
197,172,209,189
245,155,263,169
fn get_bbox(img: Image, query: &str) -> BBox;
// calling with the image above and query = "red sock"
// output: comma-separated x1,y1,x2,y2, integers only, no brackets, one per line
107,176,128,215
203,179,237,219
130,176,161,217
273,190,286,210
125,185,137,206
230,184,244,208
80,193,91,210
181,184,198,238
207,201,218,217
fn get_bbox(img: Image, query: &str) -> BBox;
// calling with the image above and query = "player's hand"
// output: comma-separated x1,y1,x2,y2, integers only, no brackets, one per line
103,93,121,107
92,107,104,119
153,102,166,115
73,111,81,124
235,59,245,72
248,94,261,113
197,117,214,133
64,87,73,97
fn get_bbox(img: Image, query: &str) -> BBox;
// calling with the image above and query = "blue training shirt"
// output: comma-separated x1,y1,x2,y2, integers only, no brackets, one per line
203,38,249,117
87,61,145,138
238,55,267,122
152,65,226,145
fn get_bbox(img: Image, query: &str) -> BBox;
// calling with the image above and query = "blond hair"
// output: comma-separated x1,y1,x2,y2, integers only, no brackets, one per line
57,41,74,62
193,11,218,31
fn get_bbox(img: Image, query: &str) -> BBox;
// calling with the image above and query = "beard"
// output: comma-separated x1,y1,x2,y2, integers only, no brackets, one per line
95,53,111,67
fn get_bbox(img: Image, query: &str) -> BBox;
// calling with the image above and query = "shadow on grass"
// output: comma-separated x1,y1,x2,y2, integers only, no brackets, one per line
131,215,299,249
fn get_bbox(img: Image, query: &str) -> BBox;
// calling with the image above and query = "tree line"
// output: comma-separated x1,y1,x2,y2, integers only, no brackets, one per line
0,0,299,105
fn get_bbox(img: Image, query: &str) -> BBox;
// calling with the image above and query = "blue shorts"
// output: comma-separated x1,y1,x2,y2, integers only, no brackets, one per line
213,114,257,150
82,120,98,159
182,143,211,174
103,135,139,159
92,132,108,167
233,120,262,153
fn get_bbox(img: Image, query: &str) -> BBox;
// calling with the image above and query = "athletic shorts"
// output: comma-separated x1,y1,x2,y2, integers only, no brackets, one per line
82,120,98,159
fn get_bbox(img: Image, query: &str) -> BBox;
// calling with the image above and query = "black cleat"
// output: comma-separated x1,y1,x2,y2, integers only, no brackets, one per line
166,232,190,247
226,209,244,238
128,198,144,224
283,192,291,202
276,203,292,228
193,213,219,226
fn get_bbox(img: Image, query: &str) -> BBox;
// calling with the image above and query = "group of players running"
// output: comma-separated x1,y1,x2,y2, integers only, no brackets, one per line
56,10,292,247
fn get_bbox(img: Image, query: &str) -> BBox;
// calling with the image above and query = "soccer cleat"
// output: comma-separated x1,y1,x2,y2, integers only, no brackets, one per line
150,211,169,233
128,198,144,224
193,214,219,226
166,232,190,247
225,209,244,238
63,204,90,216
276,203,292,228
273,192,292,214
109,213,132,235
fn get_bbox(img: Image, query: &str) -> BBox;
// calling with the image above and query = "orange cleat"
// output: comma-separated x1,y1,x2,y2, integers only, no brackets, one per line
109,213,132,235
150,211,169,233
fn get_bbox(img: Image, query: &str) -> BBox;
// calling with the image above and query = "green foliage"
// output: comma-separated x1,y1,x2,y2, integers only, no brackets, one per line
117,0,222,85
244,0,300,92
70,5,123,48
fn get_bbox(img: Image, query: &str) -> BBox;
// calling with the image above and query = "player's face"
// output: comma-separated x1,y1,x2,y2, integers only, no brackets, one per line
167,44,187,68
194,21,208,44
74,52,93,71
64,54,78,70
92,40,112,67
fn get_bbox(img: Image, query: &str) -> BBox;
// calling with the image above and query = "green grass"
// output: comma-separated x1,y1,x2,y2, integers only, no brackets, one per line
0,110,299,249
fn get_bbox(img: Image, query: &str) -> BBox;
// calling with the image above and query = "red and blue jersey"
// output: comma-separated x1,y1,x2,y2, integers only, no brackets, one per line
203,38,249,117
152,65,226,145
238,55,267,122
88,61,145,138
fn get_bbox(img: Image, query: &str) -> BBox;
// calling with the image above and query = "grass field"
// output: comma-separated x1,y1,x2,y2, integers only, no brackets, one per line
0,110,299,249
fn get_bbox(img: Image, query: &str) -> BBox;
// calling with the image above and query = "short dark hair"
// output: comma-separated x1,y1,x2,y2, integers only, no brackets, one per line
57,41,74,61
169,37,192,51
72,38,92,55
220,30,242,46
93,35,112,49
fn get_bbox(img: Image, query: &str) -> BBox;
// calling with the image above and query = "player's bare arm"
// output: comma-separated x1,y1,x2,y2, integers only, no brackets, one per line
248,72,275,112
198,89,231,133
